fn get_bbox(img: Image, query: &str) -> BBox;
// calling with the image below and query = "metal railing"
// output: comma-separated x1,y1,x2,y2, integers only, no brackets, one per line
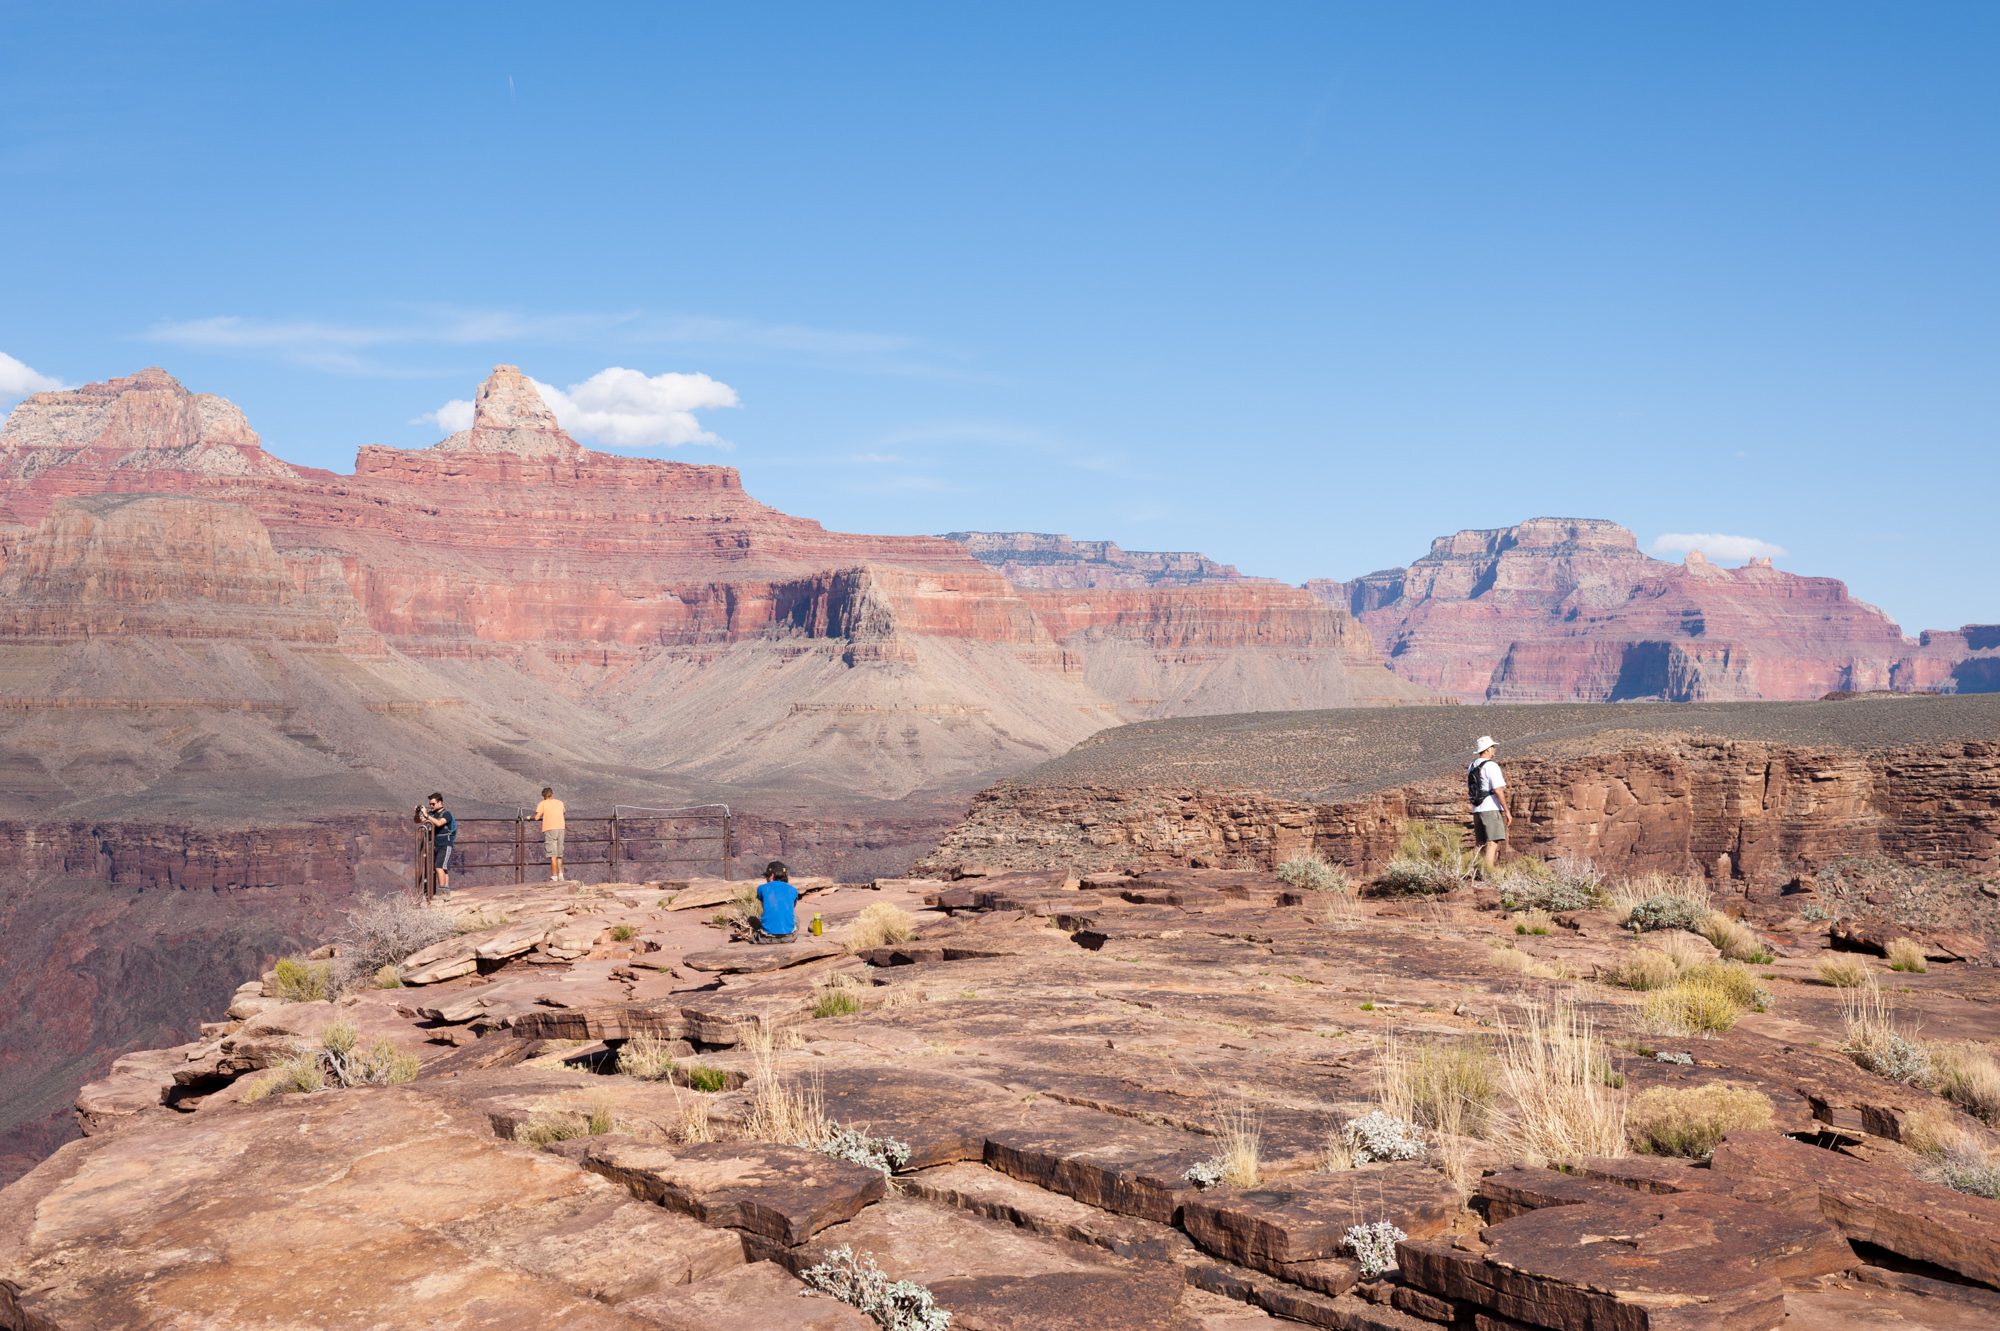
415,804,731,898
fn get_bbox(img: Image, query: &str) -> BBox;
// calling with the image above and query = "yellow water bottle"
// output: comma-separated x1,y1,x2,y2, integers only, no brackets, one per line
810,913,824,936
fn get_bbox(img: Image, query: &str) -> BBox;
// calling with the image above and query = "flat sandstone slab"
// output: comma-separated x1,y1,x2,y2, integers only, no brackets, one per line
578,1138,886,1245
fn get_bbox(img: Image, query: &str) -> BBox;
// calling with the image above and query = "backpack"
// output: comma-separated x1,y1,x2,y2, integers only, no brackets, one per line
1467,761,1491,809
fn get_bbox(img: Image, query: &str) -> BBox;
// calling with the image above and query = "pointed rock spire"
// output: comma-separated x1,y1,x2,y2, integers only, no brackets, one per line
437,366,581,458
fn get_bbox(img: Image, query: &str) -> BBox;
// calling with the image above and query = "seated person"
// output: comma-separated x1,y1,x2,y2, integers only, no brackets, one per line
753,860,799,943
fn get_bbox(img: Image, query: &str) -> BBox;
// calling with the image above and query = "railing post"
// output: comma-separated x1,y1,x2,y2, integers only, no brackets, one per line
721,813,733,881
515,816,525,885
609,814,621,882
416,824,434,901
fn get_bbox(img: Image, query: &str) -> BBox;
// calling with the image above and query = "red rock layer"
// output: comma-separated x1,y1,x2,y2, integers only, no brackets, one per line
923,736,2000,892
1312,517,1928,702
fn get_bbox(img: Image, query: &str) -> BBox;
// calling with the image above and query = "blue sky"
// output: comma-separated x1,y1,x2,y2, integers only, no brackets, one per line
3,2,1995,631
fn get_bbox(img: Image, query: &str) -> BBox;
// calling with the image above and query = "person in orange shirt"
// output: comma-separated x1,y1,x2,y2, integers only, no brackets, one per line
533,785,566,882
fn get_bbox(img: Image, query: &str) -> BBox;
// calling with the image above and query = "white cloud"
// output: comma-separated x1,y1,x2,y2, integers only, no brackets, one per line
141,307,936,376
418,399,476,433
0,351,63,398
1649,532,1787,563
421,367,740,449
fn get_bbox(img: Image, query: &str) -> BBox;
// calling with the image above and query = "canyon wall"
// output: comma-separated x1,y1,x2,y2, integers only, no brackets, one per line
0,366,1427,1185
924,737,2000,893
922,696,2000,898
1307,517,1971,703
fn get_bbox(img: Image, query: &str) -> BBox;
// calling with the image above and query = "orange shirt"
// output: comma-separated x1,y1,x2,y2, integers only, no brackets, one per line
534,797,565,831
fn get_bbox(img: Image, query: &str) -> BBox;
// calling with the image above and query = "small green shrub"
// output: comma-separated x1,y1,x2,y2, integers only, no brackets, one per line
820,1125,914,1177
1276,853,1347,893
1500,856,1607,914
685,1062,731,1093
1514,908,1554,937
813,989,862,1019
272,956,331,1003
1626,895,1708,935
1628,1084,1775,1157
608,923,637,942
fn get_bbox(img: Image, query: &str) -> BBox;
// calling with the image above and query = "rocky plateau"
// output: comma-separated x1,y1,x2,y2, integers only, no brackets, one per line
4,838,1997,1329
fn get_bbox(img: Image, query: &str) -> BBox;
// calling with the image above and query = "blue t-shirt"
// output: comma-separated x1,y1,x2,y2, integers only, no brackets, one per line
756,879,798,935
431,808,456,846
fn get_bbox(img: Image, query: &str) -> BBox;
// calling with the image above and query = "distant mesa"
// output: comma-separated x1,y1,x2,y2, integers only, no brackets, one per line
1305,516,1973,704
943,531,1243,589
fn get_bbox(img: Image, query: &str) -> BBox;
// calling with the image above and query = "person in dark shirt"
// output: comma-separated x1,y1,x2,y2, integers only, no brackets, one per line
419,792,457,891
754,860,799,943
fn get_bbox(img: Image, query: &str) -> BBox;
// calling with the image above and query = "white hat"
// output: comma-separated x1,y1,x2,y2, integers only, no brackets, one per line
1474,736,1497,755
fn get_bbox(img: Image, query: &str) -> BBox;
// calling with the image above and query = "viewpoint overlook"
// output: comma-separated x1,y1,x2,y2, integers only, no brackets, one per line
1,367,1996,1331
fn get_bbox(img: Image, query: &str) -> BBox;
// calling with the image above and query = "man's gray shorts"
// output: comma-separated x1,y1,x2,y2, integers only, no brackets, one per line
544,829,564,858
1474,810,1507,844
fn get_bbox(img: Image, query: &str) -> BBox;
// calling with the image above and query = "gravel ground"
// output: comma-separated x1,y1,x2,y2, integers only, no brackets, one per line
1012,693,2000,800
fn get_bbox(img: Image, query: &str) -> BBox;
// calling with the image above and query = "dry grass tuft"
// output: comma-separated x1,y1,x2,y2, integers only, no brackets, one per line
1899,1104,1963,1159
1606,948,1680,991
1380,1033,1499,1140
1379,1032,1498,1191
515,1102,616,1149
1377,821,1476,895
1650,932,1718,970
1886,938,1929,974
1817,955,1872,988
1640,976,1743,1037
1211,1102,1262,1188
742,1026,830,1147
846,903,917,951
616,1032,680,1081
1627,1084,1774,1157
1931,1043,2000,1126
1491,944,1571,982
1840,978,1931,1085
1610,872,1710,926
1492,996,1627,1166
1697,912,1770,963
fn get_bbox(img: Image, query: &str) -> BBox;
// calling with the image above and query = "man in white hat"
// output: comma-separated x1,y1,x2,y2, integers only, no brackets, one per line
1467,737,1510,869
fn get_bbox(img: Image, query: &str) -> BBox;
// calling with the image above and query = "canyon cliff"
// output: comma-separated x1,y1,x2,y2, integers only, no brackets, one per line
1307,517,1986,703
923,694,2000,902
0,366,1419,1182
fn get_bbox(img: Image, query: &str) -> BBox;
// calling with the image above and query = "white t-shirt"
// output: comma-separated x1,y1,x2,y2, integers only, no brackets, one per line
1470,759,1506,812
